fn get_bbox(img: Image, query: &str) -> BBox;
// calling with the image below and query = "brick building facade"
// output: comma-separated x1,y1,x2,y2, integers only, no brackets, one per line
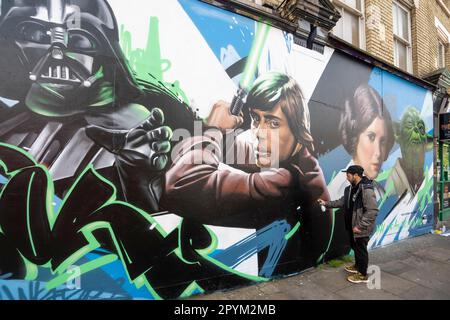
237,0,450,81
353,0,450,78
411,0,450,77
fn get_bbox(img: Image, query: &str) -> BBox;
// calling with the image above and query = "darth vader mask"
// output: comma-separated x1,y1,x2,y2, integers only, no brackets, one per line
0,0,142,116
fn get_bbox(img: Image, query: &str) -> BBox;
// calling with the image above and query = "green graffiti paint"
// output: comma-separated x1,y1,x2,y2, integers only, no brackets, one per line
375,168,391,183
316,208,337,264
179,281,205,298
194,225,218,257
174,248,199,266
144,17,169,82
0,162,56,231
200,253,269,283
46,254,118,290
378,177,395,209
284,222,301,240
174,218,213,265
0,143,290,298
119,18,190,105
373,213,428,237
44,168,56,230
26,172,38,258
20,253,38,281
416,166,433,212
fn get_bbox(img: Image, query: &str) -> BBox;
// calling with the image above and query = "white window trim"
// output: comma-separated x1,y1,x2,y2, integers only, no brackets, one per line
393,1,413,73
436,0,450,17
435,16,450,43
332,0,366,50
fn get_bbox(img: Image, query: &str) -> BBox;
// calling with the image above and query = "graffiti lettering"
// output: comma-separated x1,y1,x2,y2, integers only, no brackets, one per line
0,143,266,299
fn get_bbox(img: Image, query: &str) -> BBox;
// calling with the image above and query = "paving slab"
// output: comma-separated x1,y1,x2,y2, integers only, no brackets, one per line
370,247,413,264
399,284,450,300
307,268,353,293
376,271,417,296
259,292,293,300
411,247,450,263
397,268,450,294
257,282,283,295
400,258,450,279
265,276,306,292
335,284,401,300
377,261,416,276
283,279,345,300
193,293,230,300
221,286,265,300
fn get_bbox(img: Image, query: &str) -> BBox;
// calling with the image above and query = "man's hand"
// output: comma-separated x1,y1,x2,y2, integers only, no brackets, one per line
86,108,173,171
353,227,362,234
207,100,244,131
317,199,326,206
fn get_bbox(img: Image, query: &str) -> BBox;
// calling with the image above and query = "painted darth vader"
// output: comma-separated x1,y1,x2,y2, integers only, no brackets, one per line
0,0,228,298
0,0,195,212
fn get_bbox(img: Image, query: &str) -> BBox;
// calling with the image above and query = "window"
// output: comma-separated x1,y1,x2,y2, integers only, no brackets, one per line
438,41,446,68
436,16,450,69
332,0,365,48
392,1,412,72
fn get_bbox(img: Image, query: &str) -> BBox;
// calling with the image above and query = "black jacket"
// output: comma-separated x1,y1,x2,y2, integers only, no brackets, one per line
326,177,379,238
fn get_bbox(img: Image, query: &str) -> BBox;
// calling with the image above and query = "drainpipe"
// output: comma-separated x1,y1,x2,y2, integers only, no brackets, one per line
306,24,317,50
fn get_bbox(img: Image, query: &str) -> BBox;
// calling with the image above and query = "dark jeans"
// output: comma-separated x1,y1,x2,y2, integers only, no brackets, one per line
347,228,355,251
354,236,369,276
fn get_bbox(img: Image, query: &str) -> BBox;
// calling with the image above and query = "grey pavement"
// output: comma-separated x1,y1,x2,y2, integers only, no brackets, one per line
190,231,450,300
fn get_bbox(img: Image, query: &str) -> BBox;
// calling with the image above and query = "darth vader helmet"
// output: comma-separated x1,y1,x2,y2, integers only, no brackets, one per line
0,0,142,116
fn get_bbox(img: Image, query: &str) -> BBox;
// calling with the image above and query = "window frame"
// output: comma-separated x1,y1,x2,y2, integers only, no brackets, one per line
332,0,366,49
392,1,413,73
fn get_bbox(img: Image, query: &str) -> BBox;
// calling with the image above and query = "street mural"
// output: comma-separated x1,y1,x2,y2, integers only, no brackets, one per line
0,0,434,299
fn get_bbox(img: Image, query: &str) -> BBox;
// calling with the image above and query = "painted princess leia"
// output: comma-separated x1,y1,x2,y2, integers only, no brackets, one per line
328,84,395,201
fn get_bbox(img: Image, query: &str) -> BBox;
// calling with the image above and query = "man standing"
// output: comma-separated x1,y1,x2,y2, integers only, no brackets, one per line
318,165,378,283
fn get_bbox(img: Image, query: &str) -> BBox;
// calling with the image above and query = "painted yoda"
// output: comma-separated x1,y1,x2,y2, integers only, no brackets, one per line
387,106,432,197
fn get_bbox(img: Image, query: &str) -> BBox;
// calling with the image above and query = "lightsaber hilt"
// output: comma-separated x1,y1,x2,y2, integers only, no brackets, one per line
230,87,248,116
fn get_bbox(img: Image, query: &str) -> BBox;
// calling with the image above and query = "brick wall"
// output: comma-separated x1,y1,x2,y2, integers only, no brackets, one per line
429,0,450,74
365,0,395,65
364,0,450,77
412,0,450,77
411,0,432,76
446,42,450,67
